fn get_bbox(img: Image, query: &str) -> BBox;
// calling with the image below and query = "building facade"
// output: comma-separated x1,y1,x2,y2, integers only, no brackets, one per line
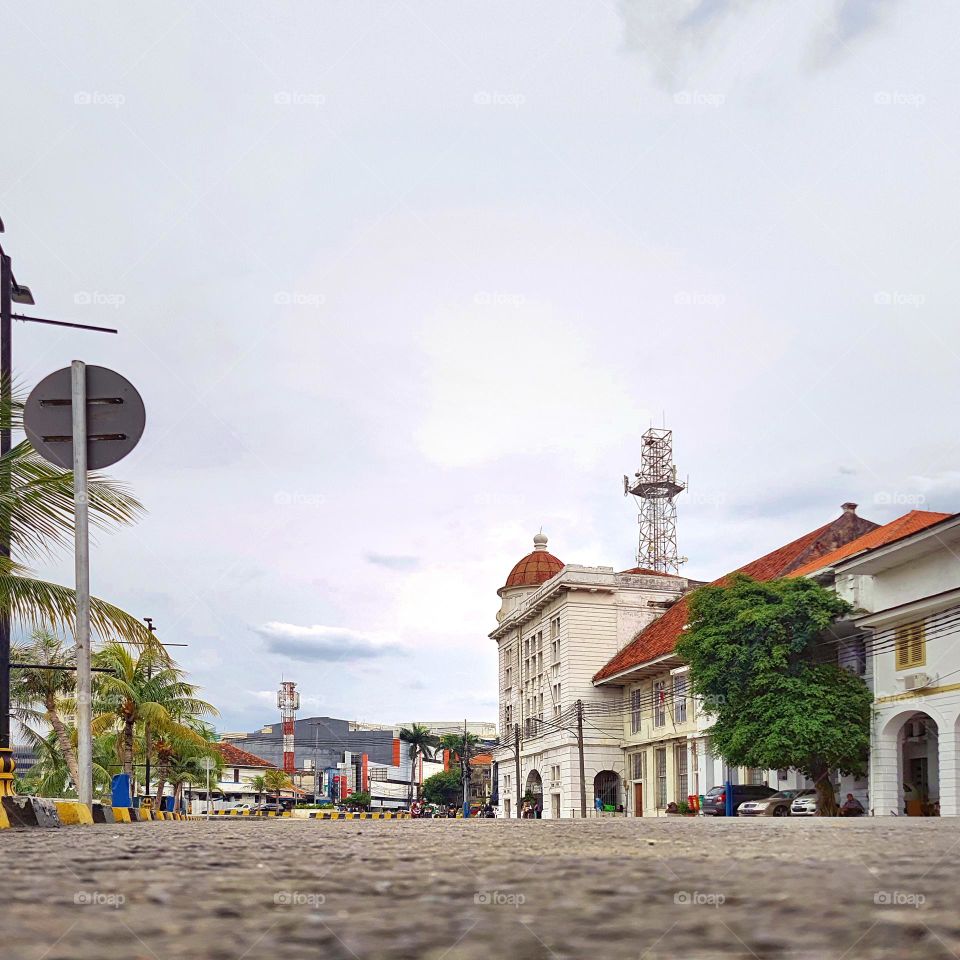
491,533,694,818
593,504,880,814
793,511,960,816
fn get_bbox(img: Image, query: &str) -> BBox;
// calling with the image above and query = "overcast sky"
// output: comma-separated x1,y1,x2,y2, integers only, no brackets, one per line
2,1,957,733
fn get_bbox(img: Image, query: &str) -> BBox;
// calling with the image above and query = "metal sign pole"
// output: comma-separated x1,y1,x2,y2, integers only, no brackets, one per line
71,360,92,809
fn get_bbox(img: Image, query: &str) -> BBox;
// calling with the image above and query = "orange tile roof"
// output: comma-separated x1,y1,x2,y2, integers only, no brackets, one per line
214,742,276,769
504,550,564,589
470,753,493,766
593,507,880,684
618,567,684,578
789,510,954,577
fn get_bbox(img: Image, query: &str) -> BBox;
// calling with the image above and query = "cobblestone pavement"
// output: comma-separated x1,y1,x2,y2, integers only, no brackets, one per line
3,817,959,960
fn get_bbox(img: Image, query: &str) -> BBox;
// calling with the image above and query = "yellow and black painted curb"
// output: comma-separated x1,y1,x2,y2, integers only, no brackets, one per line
305,811,411,820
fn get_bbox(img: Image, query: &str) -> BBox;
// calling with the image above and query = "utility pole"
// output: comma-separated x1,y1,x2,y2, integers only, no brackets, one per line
461,718,471,819
513,722,521,819
143,617,156,802
576,699,586,819
72,361,92,808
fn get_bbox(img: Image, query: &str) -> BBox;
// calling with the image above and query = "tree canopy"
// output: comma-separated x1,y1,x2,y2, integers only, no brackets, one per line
675,574,871,815
422,769,462,805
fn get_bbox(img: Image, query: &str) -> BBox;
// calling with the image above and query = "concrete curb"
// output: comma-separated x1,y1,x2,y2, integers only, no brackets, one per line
54,801,94,825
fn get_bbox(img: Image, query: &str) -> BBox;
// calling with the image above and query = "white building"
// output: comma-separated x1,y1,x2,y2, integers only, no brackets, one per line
794,510,960,816
592,503,880,814
491,533,694,817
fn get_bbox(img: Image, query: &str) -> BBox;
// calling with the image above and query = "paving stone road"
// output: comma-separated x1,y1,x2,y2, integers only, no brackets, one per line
2,817,959,960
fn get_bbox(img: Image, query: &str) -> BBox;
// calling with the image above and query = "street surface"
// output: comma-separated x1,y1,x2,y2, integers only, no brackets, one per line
3,817,958,959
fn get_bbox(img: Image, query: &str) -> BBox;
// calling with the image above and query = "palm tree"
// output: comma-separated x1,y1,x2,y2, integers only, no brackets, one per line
399,724,439,804
10,630,81,787
246,774,268,803
0,380,153,645
19,727,118,798
263,768,292,807
91,642,218,791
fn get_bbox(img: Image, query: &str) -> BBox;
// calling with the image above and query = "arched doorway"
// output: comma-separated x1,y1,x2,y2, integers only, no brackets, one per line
525,770,543,815
881,711,940,816
594,770,620,811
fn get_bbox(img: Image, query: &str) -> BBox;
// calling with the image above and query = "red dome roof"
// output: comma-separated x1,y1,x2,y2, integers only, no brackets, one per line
503,534,564,590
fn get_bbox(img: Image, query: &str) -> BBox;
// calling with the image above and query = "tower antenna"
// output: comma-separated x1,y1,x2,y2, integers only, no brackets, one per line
623,426,687,573
277,680,300,775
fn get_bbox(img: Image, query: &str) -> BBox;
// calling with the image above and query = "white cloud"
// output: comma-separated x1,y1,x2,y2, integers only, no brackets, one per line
256,622,402,663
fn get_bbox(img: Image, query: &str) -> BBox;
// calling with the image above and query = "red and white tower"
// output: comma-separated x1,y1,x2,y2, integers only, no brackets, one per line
277,680,300,774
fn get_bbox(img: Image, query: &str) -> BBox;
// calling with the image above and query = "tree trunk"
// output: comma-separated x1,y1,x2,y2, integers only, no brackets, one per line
173,781,183,813
46,699,80,790
811,761,838,816
122,720,135,780
154,762,169,808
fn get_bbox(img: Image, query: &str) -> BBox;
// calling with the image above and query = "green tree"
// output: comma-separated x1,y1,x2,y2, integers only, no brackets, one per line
19,727,118,798
399,724,439,803
10,630,81,788
263,768,292,806
422,769,462,806
343,790,371,809
676,574,871,816
92,643,217,788
246,774,268,800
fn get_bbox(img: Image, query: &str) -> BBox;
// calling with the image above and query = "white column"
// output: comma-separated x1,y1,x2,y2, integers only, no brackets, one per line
937,722,958,817
871,720,902,817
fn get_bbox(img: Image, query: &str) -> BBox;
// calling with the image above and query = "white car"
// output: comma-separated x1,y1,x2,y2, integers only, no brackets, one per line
738,789,814,817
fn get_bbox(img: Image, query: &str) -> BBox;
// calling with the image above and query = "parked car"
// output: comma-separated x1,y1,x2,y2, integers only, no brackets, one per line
703,784,777,815
252,801,285,813
738,789,814,817
790,794,819,816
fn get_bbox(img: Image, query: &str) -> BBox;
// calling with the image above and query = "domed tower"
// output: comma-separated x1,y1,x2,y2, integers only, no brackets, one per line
496,533,564,621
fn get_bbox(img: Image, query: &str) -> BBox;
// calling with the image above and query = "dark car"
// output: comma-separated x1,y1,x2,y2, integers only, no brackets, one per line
703,784,777,815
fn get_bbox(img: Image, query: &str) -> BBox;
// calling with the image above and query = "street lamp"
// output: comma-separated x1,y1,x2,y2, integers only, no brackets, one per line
0,218,119,800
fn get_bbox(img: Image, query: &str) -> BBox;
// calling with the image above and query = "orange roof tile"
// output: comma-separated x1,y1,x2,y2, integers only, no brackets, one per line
593,506,880,684
214,742,276,768
789,510,954,577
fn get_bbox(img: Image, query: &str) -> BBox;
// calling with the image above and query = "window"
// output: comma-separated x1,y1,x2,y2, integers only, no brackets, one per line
504,774,511,792
551,616,560,639
630,688,643,733
233,768,240,783
895,622,926,670
550,764,561,783
631,751,646,782
675,745,688,800
505,666,512,687
673,675,688,724
653,680,666,727
746,768,764,786
655,748,667,807
504,704,512,725
552,682,562,717
551,639,560,661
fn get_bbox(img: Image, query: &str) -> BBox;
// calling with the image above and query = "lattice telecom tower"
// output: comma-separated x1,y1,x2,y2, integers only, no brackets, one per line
624,427,687,573
277,680,300,774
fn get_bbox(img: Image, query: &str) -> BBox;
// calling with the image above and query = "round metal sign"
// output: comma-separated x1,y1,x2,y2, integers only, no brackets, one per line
24,365,146,470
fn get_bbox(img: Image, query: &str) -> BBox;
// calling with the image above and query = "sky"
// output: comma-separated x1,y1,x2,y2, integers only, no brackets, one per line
1,1,958,733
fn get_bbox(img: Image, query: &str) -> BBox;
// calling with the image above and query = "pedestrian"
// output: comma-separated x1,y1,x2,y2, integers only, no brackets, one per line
535,802,542,819
594,795,603,814
839,793,864,817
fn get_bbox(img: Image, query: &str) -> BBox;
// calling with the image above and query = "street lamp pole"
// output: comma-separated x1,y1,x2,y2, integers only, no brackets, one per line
143,617,156,801
0,221,117,800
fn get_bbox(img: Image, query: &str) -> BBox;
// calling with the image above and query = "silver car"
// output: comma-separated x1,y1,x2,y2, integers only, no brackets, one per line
739,789,814,817
790,793,819,816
